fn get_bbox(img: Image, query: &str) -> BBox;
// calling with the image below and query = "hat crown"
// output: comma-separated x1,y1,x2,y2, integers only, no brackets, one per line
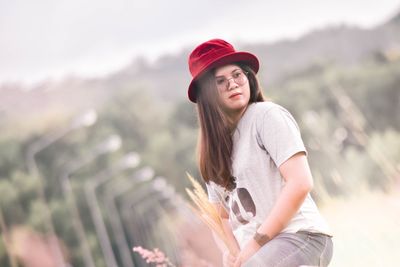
188,39,235,76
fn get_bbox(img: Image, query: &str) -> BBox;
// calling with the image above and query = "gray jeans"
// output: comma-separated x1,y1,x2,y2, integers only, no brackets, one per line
242,231,333,267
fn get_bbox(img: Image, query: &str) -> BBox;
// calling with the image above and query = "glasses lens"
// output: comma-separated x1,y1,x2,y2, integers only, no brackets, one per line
215,70,247,90
233,70,246,85
215,77,227,90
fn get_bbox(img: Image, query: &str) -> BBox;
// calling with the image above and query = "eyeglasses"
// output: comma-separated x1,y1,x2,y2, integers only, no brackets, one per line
215,70,248,91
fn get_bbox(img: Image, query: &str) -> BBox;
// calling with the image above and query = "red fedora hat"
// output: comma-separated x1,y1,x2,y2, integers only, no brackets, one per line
187,39,259,103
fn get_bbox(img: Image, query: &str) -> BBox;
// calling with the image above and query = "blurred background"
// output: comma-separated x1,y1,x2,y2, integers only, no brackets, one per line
1,1,400,266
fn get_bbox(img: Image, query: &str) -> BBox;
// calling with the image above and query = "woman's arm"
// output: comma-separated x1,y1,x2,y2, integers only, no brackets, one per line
234,151,313,265
257,151,313,237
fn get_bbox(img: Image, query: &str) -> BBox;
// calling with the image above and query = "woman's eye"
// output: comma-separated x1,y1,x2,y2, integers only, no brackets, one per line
216,78,226,85
233,72,242,78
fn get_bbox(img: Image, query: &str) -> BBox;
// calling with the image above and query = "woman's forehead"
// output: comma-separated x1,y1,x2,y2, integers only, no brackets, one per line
214,64,241,76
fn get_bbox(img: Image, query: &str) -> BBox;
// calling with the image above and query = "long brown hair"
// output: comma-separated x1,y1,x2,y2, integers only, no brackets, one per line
195,63,265,190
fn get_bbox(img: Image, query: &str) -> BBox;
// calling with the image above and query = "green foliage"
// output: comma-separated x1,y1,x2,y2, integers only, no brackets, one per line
27,200,50,231
0,179,18,209
0,136,24,177
11,171,38,201
265,58,400,197
0,54,399,266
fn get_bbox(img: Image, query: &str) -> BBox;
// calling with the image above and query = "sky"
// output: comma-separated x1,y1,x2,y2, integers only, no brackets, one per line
1,0,399,85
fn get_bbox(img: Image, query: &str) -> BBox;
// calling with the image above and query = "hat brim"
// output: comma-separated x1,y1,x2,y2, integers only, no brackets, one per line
188,51,259,103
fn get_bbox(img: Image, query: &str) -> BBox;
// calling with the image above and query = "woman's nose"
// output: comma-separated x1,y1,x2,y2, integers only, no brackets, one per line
227,78,238,90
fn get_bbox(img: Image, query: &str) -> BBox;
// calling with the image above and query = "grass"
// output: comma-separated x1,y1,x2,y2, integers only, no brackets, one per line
320,189,400,267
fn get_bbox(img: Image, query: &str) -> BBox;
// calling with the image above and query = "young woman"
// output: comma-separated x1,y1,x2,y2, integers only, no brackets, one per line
186,39,333,267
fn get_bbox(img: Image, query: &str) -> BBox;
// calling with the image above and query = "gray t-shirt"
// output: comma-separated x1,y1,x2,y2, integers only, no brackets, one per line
206,101,331,247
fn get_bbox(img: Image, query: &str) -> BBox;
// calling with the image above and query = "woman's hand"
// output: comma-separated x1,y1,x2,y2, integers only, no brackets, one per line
233,239,261,267
233,257,242,267
223,250,237,267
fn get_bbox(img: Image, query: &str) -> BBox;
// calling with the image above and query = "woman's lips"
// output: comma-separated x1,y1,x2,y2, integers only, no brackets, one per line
229,92,242,99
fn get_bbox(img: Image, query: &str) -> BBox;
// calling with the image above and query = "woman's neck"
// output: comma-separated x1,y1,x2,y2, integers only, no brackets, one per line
226,104,249,129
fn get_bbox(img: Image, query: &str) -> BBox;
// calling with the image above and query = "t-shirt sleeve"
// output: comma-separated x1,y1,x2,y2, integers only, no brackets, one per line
256,105,307,167
205,182,222,203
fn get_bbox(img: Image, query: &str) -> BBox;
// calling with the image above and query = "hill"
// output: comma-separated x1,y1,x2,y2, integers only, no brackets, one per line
1,10,399,129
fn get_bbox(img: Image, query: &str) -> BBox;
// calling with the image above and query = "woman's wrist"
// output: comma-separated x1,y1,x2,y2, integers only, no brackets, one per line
253,231,271,247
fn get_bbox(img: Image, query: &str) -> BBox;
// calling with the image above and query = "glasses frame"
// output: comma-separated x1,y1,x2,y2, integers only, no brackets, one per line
215,69,249,91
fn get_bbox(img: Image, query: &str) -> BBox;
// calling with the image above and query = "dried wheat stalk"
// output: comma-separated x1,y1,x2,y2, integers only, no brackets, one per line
185,173,238,255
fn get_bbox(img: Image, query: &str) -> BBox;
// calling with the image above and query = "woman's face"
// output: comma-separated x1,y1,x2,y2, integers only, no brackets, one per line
214,64,251,121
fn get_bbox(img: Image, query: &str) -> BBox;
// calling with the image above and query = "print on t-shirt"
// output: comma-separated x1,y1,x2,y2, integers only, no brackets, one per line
230,186,256,225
